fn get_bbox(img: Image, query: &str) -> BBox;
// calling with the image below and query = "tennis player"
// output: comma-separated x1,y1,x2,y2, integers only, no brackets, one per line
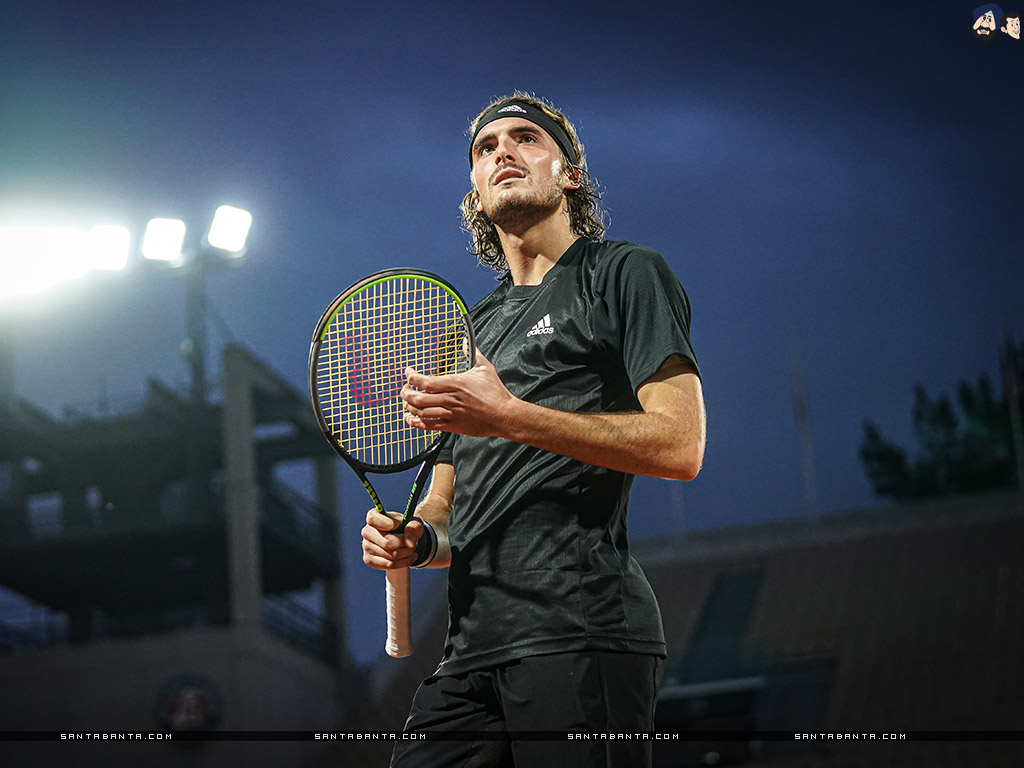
361,92,706,767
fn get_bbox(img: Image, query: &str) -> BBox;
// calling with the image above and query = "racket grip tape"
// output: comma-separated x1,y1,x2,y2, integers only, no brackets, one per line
385,568,413,658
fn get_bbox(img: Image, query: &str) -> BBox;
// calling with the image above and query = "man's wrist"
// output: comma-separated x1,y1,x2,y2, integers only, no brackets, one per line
410,517,438,568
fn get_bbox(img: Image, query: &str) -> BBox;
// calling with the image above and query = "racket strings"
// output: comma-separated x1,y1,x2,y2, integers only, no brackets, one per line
315,275,470,467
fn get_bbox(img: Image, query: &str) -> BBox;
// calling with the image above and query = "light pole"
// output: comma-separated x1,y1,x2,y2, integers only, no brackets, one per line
141,205,253,409
0,323,13,416
185,265,209,408
139,205,254,518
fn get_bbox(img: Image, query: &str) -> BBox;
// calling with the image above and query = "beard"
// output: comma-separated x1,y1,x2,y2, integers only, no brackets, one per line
485,180,565,233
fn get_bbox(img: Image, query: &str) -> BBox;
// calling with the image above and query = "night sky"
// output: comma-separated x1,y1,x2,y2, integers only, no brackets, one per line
2,1,1022,664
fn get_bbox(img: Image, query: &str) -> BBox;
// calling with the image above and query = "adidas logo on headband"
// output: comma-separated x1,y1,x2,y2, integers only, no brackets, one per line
470,101,579,165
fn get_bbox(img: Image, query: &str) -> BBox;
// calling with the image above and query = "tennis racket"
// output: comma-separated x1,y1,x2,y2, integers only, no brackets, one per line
308,269,474,658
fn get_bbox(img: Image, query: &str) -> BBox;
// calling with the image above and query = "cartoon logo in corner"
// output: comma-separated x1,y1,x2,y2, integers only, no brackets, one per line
973,4,1002,39
1002,10,1021,37
973,4,1021,39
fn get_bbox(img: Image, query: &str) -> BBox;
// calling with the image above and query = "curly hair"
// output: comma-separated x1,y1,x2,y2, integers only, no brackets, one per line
460,92,607,275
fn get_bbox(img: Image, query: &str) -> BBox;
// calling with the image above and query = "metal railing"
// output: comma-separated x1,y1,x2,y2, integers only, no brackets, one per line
261,592,338,665
0,591,338,667
260,480,337,566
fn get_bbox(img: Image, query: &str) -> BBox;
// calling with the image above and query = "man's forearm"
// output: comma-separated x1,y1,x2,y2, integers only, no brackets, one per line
402,354,706,481
500,399,704,481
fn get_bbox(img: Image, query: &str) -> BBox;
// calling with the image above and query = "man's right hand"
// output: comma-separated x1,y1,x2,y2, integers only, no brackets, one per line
361,509,426,570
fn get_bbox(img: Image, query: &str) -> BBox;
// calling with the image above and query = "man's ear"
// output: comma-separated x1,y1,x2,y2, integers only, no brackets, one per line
562,165,582,190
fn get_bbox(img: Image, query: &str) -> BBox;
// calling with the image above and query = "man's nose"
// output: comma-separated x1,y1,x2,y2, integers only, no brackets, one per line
492,137,517,162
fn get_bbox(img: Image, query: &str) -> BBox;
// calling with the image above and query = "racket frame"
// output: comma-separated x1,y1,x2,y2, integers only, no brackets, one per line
307,268,474,657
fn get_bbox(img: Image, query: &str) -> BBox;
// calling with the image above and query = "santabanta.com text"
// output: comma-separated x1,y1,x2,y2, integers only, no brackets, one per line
795,732,907,740
61,733,173,740
567,733,680,740
315,733,426,740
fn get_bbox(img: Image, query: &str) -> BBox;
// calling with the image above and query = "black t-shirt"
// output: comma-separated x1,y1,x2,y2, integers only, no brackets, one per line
433,238,699,676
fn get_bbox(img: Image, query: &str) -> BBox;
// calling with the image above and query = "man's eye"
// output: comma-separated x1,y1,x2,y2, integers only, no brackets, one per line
520,135,536,143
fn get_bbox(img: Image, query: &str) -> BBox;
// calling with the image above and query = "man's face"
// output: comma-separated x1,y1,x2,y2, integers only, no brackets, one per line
470,117,570,230
1004,16,1020,37
975,11,997,37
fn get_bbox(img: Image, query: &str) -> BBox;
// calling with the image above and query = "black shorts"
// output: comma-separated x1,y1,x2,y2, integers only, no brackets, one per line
391,650,663,768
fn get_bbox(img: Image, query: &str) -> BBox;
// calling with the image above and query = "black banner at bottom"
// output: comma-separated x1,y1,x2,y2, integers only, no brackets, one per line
2,731,1022,742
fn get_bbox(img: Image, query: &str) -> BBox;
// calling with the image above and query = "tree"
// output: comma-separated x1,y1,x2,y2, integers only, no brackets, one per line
859,339,1024,501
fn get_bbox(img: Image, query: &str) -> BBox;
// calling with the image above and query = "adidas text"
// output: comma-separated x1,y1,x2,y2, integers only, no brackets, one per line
526,314,555,337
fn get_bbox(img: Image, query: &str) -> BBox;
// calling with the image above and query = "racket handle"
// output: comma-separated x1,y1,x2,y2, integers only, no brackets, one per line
385,568,413,658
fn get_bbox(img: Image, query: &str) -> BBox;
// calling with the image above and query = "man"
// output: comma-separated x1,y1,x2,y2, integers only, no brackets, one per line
973,4,1002,39
361,92,706,767
1001,11,1020,38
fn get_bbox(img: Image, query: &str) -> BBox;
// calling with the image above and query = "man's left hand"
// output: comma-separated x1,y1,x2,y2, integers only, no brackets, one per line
401,351,514,437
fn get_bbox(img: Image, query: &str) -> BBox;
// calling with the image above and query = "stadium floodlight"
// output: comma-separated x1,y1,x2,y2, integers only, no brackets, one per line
205,205,252,254
0,225,74,297
86,225,131,271
141,218,187,263
0,223,130,298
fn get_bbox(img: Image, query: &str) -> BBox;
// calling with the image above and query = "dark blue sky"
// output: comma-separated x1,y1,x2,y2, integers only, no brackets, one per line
2,1,1022,662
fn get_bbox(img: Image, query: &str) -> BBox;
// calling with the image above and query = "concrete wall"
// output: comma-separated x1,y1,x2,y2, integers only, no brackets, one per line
0,625,344,768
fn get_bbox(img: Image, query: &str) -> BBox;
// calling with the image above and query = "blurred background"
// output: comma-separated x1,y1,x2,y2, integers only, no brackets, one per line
1,1,1022,766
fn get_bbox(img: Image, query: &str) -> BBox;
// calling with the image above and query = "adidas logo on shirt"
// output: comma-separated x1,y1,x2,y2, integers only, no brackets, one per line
526,314,555,337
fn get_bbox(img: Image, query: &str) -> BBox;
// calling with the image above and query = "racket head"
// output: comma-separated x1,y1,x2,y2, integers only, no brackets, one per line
308,268,475,474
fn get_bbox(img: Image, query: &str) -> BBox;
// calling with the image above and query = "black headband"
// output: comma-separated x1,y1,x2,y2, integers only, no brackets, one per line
469,101,578,166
